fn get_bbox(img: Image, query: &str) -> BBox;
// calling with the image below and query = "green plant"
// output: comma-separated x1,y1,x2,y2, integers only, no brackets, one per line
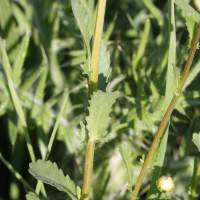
1,0,200,200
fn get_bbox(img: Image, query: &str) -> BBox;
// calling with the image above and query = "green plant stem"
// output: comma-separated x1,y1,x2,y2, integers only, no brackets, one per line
179,22,200,93
130,21,200,200
88,0,107,96
81,0,107,199
131,94,179,200
190,160,200,200
147,0,176,197
45,94,69,161
81,141,95,199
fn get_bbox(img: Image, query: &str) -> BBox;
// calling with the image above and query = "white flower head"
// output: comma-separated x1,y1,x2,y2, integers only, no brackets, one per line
156,176,175,193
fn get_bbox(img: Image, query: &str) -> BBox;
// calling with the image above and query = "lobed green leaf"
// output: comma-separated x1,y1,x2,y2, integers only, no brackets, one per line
29,160,79,200
80,59,92,75
86,91,120,141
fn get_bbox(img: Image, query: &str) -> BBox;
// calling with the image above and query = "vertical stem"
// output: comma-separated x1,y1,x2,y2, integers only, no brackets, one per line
89,0,107,96
130,21,200,200
130,94,179,200
81,141,95,199
179,22,200,92
147,0,176,197
81,0,107,199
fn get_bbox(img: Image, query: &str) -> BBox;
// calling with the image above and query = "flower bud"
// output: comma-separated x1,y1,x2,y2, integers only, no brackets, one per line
156,176,175,193
193,0,200,12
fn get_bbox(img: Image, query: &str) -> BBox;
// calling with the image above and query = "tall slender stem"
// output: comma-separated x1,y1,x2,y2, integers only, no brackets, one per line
81,141,95,200
147,0,176,197
179,22,200,92
130,21,200,200
81,0,107,199
88,0,107,96
131,94,179,200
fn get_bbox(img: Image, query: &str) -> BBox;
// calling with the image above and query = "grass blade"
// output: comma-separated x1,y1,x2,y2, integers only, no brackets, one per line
13,30,30,86
0,38,36,162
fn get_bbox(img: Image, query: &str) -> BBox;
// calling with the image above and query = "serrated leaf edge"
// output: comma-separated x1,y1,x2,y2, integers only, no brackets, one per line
29,160,78,200
86,91,120,141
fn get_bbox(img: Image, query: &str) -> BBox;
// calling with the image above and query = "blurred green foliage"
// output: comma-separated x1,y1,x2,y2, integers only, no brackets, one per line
0,0,200,199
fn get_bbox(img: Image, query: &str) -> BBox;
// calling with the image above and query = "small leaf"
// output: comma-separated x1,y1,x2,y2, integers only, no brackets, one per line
119,143,133,194
29,160,79,200
80,59,92,75
192,132,200,152
86,91,120,141
98,40,111,92
78,121,86,143
26,192,40,200
186,12,199,49
76,186,81,200
140,154,145,165
172,64,181,94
